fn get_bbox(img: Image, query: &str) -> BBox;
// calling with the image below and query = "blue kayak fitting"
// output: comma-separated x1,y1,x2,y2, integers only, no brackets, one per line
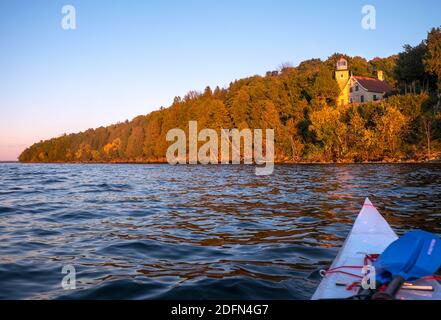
374,230,441,284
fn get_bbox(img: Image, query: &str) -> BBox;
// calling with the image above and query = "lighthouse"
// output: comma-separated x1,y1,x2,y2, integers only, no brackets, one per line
335,58,350,106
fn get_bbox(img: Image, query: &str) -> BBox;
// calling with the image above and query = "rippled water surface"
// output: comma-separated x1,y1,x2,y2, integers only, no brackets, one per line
1,163,441,299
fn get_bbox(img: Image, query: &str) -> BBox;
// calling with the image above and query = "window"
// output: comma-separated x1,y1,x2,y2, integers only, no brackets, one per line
355,85,359,92
373,94,377,101
350,87,353,93
361,95,364,103
341,74,344,78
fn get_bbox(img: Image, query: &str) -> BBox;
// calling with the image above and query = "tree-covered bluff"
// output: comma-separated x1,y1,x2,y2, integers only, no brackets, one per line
19,28,441,164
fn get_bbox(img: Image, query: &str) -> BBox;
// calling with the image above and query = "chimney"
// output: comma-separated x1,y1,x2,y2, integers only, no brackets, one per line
377,70,384,81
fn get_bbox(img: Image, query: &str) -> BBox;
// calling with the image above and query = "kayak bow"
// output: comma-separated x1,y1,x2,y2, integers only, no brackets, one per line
311,198,441,300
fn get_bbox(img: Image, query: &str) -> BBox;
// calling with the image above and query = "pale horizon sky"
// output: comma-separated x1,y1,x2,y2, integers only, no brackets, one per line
1,0,440,160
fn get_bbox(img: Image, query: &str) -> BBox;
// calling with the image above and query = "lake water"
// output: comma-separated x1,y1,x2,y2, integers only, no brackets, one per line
0,163,440,299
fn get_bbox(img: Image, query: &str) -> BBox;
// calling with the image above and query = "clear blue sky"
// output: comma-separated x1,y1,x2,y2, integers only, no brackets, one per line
1,0,440,160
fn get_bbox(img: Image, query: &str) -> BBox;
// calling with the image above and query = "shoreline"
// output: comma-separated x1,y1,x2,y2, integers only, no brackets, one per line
14,159,441,165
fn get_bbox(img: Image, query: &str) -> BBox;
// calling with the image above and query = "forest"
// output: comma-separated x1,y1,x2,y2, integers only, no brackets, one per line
19,27,441,164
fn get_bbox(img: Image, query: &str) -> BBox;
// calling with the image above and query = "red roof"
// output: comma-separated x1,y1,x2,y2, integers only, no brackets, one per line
353,76,394,93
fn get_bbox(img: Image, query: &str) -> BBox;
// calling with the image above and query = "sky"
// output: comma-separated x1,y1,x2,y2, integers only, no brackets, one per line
0,0,440,161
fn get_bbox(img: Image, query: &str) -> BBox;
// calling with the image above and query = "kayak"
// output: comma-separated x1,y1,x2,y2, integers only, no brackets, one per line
312,198,441,300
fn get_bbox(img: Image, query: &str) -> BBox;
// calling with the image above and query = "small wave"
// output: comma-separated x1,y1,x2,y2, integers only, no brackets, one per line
76,183,133,193
0,206,16,214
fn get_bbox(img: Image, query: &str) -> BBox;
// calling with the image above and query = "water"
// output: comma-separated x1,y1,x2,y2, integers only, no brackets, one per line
0,163,440,300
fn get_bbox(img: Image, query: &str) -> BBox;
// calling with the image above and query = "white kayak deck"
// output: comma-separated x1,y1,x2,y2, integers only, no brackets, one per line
312,198,441,300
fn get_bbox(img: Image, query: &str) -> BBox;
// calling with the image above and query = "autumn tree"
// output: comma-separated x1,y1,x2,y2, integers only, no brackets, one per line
374,106,408,157
126,126,145,160
395,42,428,93
425,26,441,109
369,55,399,86
309,105,347,161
